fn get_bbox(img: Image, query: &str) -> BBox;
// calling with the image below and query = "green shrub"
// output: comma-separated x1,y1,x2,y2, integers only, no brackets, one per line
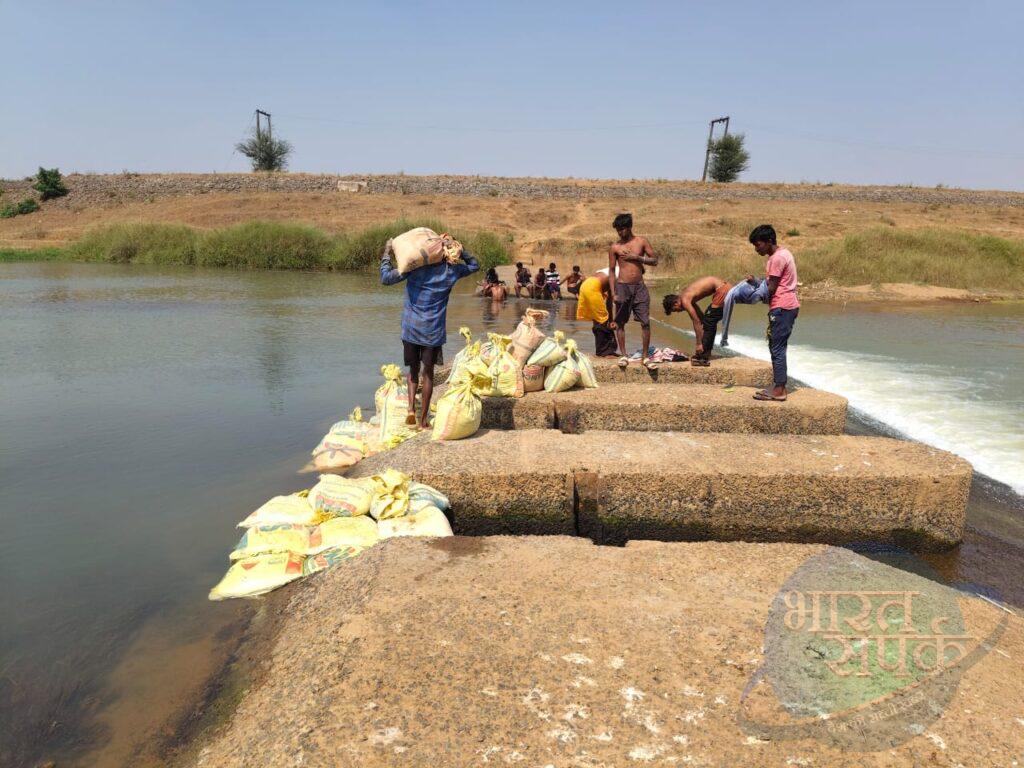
460,230,513,272
0,247,64,262
71,223,198,264
236,129,292,172
708,134,750,183
196,221,331,269
32,167,68,201
0,197,41,218
49,219,514,273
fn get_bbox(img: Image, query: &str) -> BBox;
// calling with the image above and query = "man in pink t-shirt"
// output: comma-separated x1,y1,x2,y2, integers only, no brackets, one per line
748,224,799,401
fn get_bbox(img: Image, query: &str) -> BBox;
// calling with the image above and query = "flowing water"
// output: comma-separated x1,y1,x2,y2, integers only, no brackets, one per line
1,262,1022,767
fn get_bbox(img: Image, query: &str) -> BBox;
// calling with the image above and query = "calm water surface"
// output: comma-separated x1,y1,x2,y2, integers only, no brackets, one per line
1,262,1022,766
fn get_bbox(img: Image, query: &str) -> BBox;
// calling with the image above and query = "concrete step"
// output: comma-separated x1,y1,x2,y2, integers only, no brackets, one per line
588,354,774,387
436,354,773,388
349,429,971,550
477,383,847,434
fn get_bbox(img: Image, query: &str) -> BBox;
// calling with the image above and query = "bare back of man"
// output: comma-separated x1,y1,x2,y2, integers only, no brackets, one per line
666,275,732,365
608,215,658,369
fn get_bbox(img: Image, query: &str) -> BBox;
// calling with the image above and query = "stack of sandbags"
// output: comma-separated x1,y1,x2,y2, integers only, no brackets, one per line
524,330,567,392
309,407,380,472
209,473,453,600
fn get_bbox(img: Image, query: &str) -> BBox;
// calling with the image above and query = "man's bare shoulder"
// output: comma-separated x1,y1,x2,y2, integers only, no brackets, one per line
681,275,723,299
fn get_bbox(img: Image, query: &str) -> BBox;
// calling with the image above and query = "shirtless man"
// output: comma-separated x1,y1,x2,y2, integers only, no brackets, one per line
661,275,732,366
608,213,658,370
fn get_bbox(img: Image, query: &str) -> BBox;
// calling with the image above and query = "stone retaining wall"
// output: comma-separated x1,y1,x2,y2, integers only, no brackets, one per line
3,172,1022,208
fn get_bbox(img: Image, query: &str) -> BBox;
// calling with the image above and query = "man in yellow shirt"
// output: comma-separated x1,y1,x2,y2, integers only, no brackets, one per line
576,268,619,357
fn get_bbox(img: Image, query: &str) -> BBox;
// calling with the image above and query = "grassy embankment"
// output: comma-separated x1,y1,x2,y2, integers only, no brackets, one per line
0,219,513,271
2,221,1023,293
665,227,1024,291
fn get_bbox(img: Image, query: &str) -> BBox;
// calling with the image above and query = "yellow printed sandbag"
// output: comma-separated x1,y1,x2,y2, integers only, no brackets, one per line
522,363,546,393
313,515,379,553
302,546,365,576
432,372,487,441
375,364,417,445
544,339,582,392
527,330,568,368
378,505,453,539
368,468,411,519
209,552,305,600
483,333,524,398
238,492,319,529
509,309,550,366
445,328,476,384
408,481,450,510
391,228,463,274
327,406,365,438
311,434,366,472
229,523,313,561
572,346,599,389
308,474,374,517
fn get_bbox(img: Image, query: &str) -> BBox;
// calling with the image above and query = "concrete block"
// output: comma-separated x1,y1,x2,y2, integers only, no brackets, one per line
336,180,368,192
352,430,970,550
571,431,971,550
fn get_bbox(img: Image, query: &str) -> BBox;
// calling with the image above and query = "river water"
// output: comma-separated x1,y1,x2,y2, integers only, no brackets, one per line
1,262,1022,767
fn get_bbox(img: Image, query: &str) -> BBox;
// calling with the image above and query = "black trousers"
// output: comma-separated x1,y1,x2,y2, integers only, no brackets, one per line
696,304,724,359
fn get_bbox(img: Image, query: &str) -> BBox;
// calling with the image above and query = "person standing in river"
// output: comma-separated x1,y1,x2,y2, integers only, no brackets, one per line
380,239,480,429
608,212,658,370
748,224,799,401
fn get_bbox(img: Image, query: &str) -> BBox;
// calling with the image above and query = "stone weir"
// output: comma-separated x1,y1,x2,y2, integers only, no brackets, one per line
349,429,971,550
193,536,1023,768
475,382,848,434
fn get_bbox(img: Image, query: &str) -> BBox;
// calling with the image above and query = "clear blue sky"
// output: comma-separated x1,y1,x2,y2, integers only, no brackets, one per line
3,1,1022,189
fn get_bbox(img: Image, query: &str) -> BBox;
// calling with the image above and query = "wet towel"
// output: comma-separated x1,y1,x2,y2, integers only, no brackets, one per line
721,279,769,347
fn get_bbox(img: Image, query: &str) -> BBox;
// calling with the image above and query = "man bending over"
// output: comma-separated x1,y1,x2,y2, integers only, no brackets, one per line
662,276,731,366
380,239,479,429
608,213,658,370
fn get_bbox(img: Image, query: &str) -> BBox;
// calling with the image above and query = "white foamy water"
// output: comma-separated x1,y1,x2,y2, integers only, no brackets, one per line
715,330,1024,496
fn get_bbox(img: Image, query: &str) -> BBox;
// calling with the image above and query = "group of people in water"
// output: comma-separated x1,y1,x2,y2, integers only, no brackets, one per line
479,262,584,302
381,212,799,428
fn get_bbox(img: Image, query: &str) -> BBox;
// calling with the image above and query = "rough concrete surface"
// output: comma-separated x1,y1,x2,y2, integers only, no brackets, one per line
588,355,775,388
192,536,1024,768
478,383,847,435
350,430,970,549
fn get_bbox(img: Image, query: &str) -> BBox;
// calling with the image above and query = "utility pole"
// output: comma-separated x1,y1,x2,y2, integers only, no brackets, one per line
256,109,272,141
701,116,730,182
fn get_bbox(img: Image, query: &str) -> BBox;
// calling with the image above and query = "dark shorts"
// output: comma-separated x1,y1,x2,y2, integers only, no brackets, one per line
403,341,443,369
614,281,651,328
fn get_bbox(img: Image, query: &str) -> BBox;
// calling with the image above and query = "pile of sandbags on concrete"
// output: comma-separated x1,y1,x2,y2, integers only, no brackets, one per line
209,471,452,600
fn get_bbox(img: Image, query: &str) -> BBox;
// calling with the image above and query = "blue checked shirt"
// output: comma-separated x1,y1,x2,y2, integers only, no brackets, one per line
380,244,479,347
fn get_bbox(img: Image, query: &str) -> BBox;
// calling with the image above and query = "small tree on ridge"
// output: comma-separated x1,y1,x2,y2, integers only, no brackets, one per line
708,133,750,183
236,128,293,172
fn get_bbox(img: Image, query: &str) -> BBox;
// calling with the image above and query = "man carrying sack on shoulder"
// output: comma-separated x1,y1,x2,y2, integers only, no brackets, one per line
380,236,479,429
